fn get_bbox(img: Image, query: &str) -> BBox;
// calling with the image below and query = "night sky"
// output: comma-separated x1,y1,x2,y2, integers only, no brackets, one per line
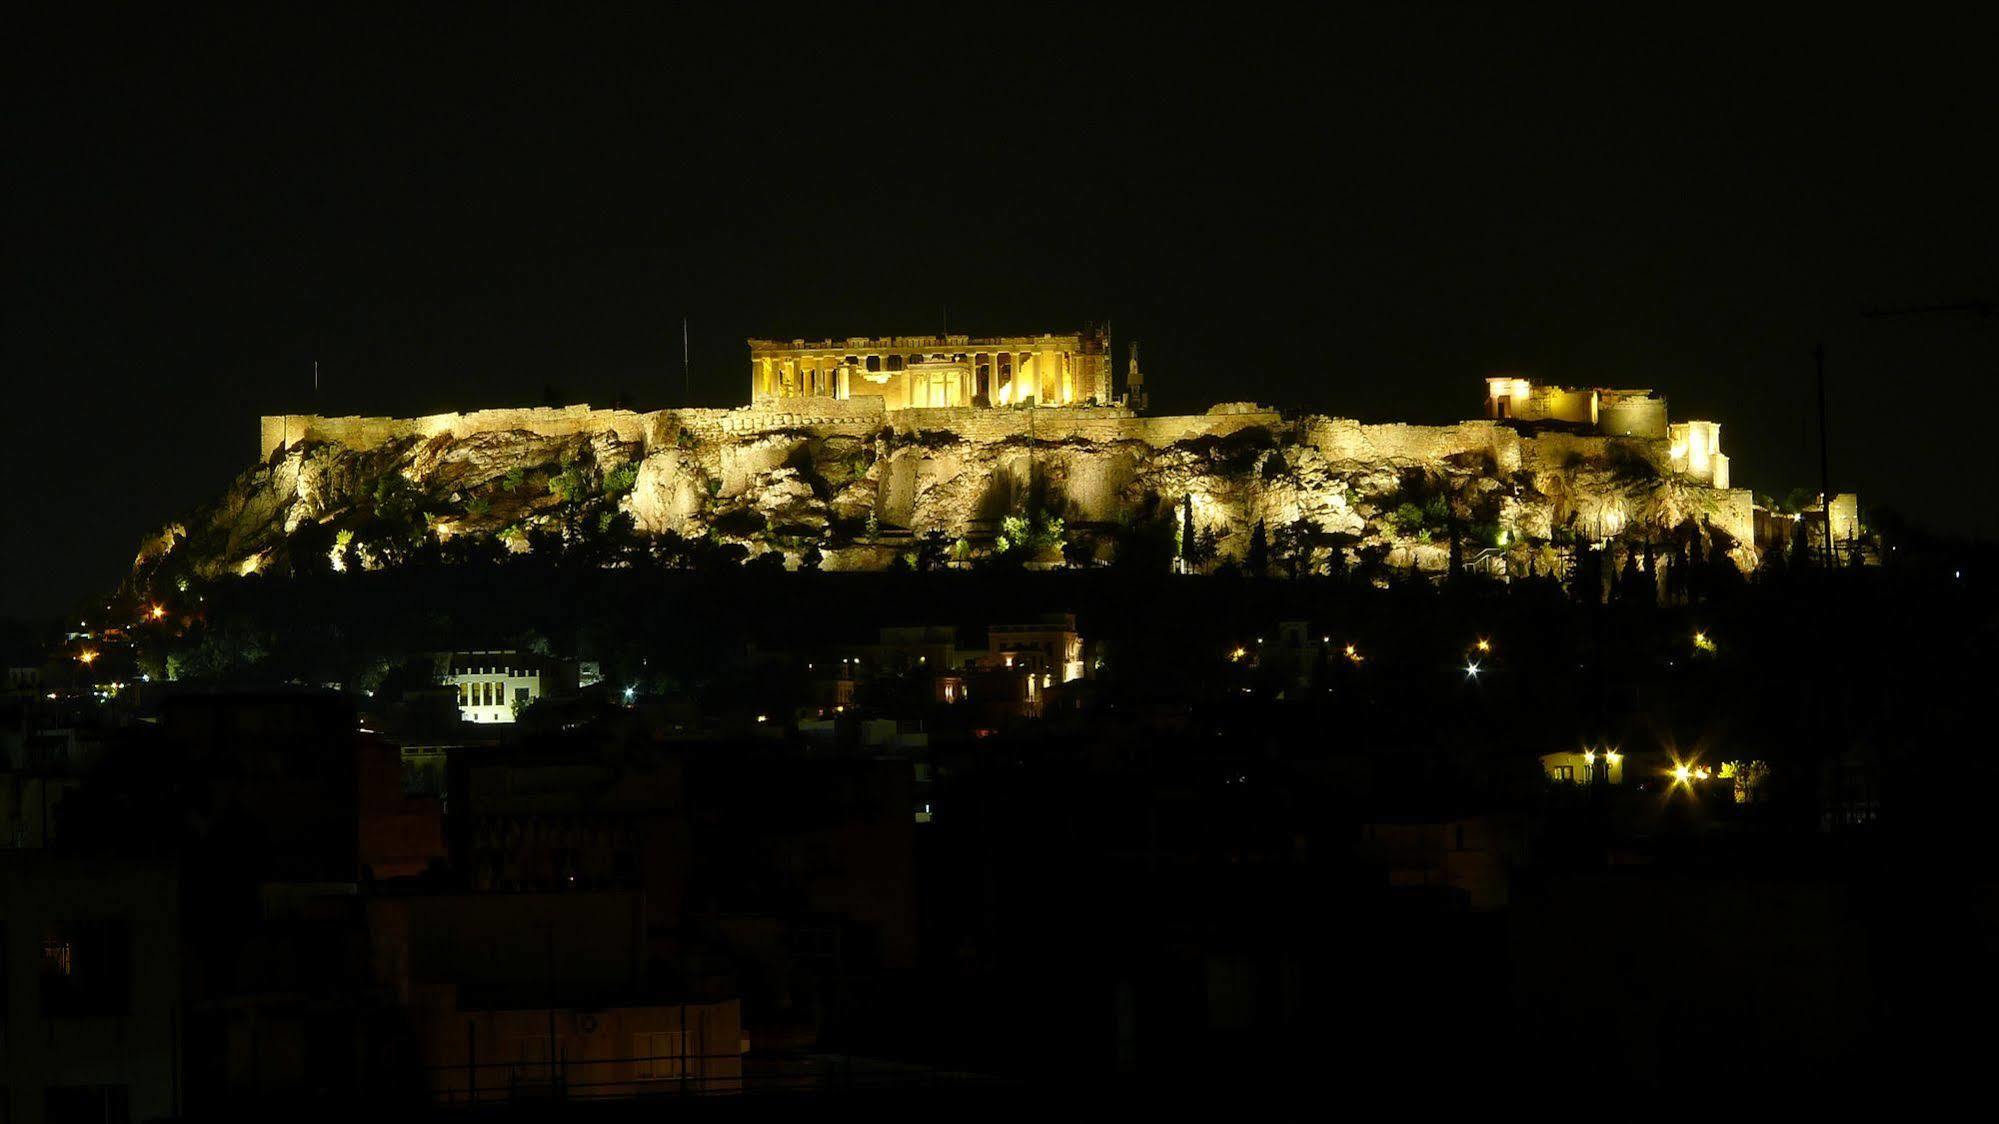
7,9,1994,618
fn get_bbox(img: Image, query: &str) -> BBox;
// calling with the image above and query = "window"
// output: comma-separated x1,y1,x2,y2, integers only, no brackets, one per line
40,921,130,1017
1551,765,1575,782
633,1031,689,1079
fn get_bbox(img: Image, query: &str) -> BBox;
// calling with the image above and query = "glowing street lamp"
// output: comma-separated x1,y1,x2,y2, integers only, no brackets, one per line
1475,638,1491,654
1463,661,1482,680
77,650,98,666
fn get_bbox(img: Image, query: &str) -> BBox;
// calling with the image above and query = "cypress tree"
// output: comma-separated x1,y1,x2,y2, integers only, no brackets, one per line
1180,495,1192,555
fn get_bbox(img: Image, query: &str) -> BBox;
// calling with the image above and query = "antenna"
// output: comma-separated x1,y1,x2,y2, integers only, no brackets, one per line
682,317,690,405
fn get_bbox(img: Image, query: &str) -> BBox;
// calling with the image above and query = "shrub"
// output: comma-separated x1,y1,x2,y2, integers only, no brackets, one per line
602,463,639,498
549,465,591,504
372,473,422,522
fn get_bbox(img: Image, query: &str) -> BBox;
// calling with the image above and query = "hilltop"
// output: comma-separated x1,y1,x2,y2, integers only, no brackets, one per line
127,396,1760,601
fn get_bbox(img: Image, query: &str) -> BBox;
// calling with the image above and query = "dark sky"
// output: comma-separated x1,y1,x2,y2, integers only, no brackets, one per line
6,8,1995,618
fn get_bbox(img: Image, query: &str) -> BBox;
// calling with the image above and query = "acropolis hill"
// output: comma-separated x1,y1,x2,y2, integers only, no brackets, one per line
133,328,1829,589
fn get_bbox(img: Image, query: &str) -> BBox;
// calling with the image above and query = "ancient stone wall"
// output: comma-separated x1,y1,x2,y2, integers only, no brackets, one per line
1301,418,1522,471
264,398,1297,465
261,405,658,461
1599,397,1669,438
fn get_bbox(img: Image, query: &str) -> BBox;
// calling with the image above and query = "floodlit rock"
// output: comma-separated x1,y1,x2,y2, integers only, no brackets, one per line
626,450,712,535
131,401,1762,591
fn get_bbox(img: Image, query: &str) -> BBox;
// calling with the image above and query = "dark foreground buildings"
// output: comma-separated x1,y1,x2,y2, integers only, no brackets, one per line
4,555,1996,1117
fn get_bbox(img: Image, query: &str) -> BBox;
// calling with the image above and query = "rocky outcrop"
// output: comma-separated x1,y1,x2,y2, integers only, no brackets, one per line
133,405,1760,590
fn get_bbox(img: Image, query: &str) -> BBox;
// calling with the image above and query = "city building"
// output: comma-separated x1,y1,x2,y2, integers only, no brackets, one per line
1,854,185,1124
437,651,577,724
984,615,1086,684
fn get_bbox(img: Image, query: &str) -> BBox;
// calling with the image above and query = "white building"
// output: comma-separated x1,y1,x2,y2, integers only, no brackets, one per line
439,651,551,724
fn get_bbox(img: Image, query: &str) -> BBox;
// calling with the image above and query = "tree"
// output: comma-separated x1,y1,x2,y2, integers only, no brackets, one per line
1111,514,1176,573
915,531,951,572
1666,541,1692,603
1618,549,1652,605
1758,540,1787,582
1326,542,1350,580
798,544,824,572
285,521,339,579
549,464,591,505
1180,494,1196,568
1392,502,1427,537
1274,518,1319,578
1568,546,1603,604
1246,520,1269,576
601,462,639,499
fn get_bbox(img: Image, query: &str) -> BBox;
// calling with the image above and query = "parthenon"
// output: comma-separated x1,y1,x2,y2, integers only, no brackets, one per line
749,326,1115,409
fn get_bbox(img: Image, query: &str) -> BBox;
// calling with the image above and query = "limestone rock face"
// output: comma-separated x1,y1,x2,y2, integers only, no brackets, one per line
626,450,712,535
132,407,1760,589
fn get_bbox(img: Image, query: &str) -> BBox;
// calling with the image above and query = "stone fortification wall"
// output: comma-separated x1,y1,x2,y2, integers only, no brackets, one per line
261,401,900,462
1598,397,1669,438
265,398,1296,462
262,406,659,461
1301,418,1523,472
884,403,1282,447
724,395,886,435
1711,488,1757,547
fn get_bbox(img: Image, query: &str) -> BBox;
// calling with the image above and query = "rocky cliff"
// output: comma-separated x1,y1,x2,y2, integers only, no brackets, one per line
132,401,1758,593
